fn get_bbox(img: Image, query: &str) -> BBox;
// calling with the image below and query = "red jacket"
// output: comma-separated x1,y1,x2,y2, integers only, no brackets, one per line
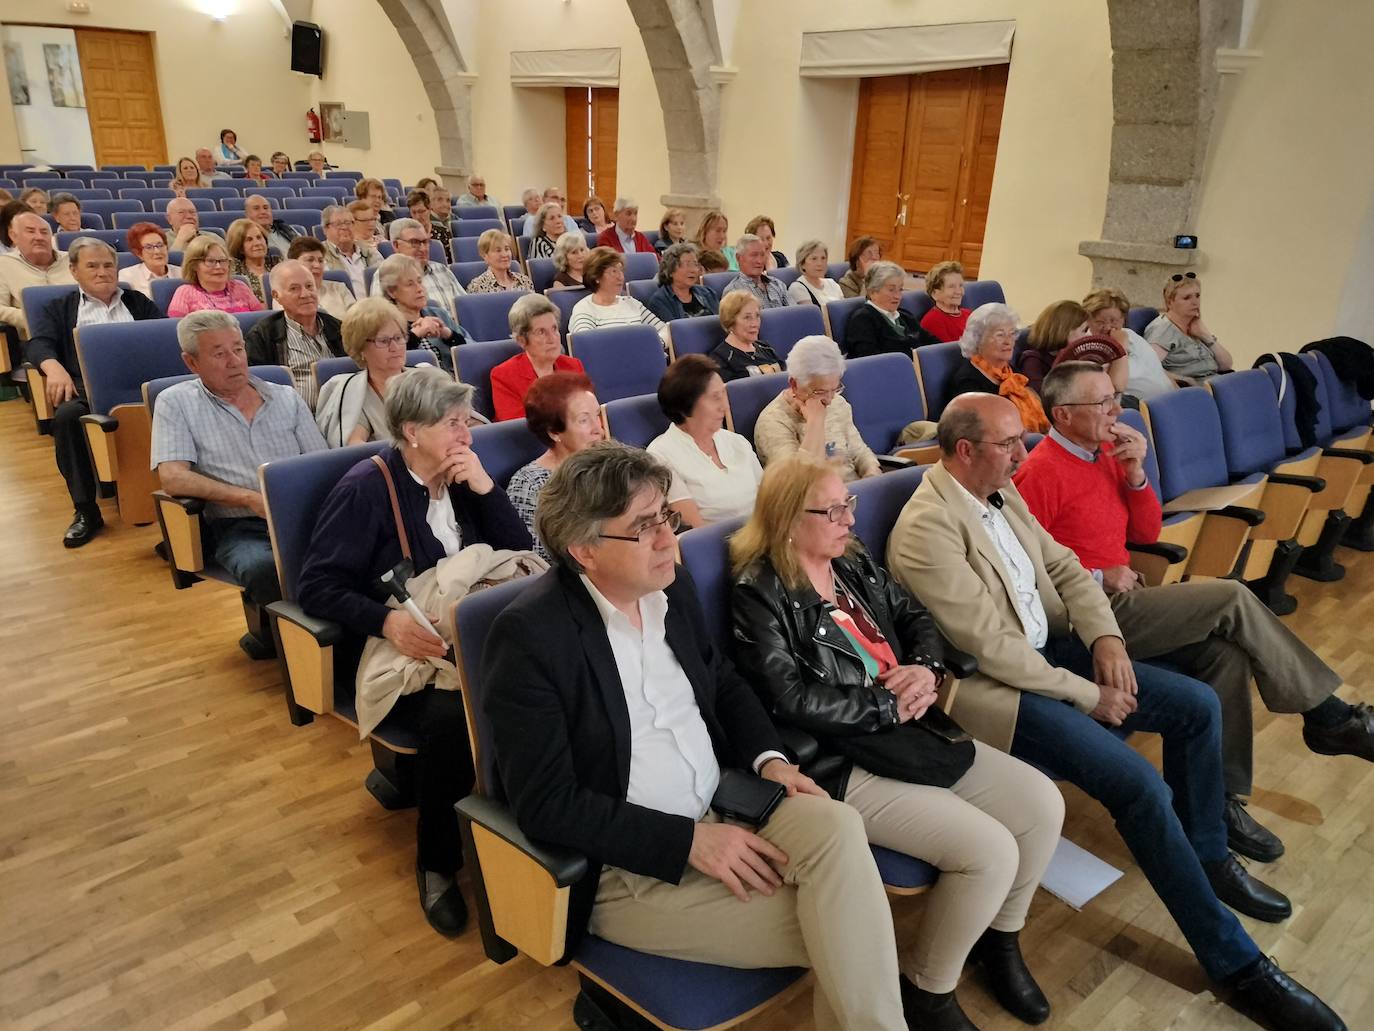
489,352,586,422
596,226,654,254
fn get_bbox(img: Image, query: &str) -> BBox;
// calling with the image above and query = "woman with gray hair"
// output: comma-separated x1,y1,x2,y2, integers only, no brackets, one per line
297,366,533,941
489,292,587,421
375,252,462,373
753,335,880,481
841,260,931,359
949,302,1049,432
526,202,568,260
787,239,843,306
645,241,719,322
550,229,589,289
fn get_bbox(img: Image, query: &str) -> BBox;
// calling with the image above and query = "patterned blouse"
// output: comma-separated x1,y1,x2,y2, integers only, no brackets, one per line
230,255,282,306
505,460,553,560
466,267,535,294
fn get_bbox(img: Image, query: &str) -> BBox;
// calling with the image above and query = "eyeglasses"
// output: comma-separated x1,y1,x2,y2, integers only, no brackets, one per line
201,257,229,267
598,508,682,543
140,241,167,252
1059,393,1124,413
327,219,354,229
397,236,429,247
369,334,407,349
799,384,845,401
970,435,1026,452
1169,271,1198,282
804,495,858,523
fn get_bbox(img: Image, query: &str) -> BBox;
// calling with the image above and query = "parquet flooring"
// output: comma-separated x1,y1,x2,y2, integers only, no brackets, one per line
1,395,1372,1030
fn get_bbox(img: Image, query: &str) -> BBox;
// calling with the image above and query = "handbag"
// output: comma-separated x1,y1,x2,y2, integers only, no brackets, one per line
831,702,975,789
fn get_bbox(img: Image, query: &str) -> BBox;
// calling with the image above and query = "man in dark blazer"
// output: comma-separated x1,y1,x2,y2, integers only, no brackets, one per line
242,259,345,408
481,442,909,1031
26,236,161,547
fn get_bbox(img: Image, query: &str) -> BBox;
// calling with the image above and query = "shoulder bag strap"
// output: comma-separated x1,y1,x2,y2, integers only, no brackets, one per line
370,454,412,561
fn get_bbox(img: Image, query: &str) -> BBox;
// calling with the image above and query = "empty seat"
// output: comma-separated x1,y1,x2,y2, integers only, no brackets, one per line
65,188,114,201
758,305,824,361
454,291,530,343
57,229,129,253
725,370,790,444
914,342,964,419
118,188,175,210
962,280,1006,309
112,210,171,230
666,314,724,359
567,324,669,403
849,465,928,558
622,252,659,282
457,204,500,222
273,196,333,212
453,338,520,419
449,260,489,289
452,237,483,263
844,353,928,456
82,199,145,224
469,418,544,487
455,219,505,238
603,393,670,448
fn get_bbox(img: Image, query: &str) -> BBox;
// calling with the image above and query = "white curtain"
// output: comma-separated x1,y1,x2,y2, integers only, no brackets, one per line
799,21,1015,78
509,48,620,87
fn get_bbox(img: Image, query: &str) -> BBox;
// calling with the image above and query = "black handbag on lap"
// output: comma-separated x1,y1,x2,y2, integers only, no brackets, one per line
831,706,975,789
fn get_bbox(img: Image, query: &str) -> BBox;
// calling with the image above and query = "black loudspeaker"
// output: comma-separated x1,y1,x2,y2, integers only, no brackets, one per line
291,21,323,76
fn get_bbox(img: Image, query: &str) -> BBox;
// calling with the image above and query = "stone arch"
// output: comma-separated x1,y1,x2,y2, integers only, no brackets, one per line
376,0,474,177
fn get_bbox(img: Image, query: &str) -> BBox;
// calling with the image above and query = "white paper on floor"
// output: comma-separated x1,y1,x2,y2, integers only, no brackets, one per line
1038,836,1123,910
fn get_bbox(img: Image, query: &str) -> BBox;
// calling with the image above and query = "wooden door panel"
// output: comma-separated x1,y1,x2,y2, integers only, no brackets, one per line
845,76,910,256
590,87,617,206
953,65,1008,277
895,69,974,269
565,88,589,213
75,29,166,169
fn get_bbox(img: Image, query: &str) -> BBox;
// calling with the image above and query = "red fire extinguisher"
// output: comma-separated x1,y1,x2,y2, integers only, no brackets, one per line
306,108,322,143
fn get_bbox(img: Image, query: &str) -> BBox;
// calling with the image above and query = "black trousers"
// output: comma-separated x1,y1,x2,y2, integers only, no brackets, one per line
416,686,476,875
52,393,97,508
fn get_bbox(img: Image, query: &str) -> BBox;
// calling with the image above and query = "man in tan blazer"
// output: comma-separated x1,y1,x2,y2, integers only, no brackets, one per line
886,394,1346,1031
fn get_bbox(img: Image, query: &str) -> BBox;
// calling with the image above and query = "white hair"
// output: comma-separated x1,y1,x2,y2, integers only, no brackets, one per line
613,196,637,212
388,216,423,242
787,335,846,384
863,260,906,296
176,309,239,356
958,302,1020,358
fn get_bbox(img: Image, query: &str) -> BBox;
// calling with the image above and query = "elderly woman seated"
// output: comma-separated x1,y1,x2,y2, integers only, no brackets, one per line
168,235,264,317
568,247,667,337
920,260,971,342
549,230,589,290
654,206,688,254
729,454,1063,1029
489,293,587,421
1020,300,1126,396
693,208,736,270
119,220,181,299
526,202,567,260
712,291,784,382
1145,272,1232,383
297,369,533,939
315,297,418,446
1083,287,1175,401
843,260,929,359
506,372,603,558
466,229,534,294
374,253,461,372
288,236,355,321
406,190,452,263
838,235,881,298
645,241,718,322
754,335,880,481
647,354,763,528
950,303,1048,432
788,239,843,306
227,217,281,307
356,176,396,227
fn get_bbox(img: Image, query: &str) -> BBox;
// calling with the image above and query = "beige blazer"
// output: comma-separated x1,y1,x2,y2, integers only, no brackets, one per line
886,461,1121,751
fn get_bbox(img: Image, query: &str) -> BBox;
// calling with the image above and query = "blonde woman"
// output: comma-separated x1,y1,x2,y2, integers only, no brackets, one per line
167,234,263,316
466,229,534,293
693,209,736,270
315,297,421,446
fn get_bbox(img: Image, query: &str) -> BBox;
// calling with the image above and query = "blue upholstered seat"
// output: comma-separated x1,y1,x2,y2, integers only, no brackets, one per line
603,392,671,448
845,353,926,454
914,342,963,419
453,338,521,419
567,324,669,403
758,304,824,361
454,290,529,343
724,370,789,444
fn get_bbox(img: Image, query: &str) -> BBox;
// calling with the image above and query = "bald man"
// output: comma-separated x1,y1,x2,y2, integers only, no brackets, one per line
242,259,345,408
0,212,74,333
165,198,201,251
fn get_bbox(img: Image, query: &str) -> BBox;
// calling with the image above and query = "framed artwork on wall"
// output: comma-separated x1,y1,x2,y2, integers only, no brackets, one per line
43,42,83,108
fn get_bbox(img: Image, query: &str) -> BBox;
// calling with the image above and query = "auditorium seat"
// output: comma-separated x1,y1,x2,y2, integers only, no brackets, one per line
626,280,657,307
724,369,790,443
455,219,505,238
185,188,239,208
769,266,800,287
961,280,1006,309
602,392,670,448
821,296,866,354
311,349,436,407
1113,408,1197,586
1127,306,1159,336
456,204,500,222
758,304,824,360
469,418,544,488
452,237,482,263
19,284,80,434
703,271,736,297
566,324,668,403
65,188,114,201
914,342,963,419
622,252,659,282
547,287,588,335
453,338,520,420
665,314,724,360
57,229,128,252
81,199,144,225
826,261,849,281
843,352,933,466
449,260,489,290
454,290,529,343
118,187,175,210
900,290,935,324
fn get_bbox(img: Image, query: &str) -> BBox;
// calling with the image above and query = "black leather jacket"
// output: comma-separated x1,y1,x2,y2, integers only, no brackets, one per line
731,545,945,793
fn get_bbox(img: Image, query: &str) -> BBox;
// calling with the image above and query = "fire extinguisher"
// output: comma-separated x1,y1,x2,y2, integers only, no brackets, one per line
306,108,322,143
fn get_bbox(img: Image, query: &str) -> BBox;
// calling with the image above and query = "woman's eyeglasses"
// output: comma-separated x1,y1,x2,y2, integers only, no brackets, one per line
804,495,858,523
369,334,407,349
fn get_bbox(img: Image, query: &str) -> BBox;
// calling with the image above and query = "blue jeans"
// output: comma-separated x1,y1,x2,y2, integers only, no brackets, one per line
1011,636,1259,983
207,517,281,607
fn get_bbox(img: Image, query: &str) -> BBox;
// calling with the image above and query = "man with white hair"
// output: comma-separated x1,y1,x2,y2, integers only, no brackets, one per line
368,217,465,318
0,211,74,333
595,196,653,253
25,236,160,546
194,148,230,183
722,234,792,310
152,310,327,656
165,197,201,251
455,172,497,209
243,259,346,407
243,193,299,258
514,187,543,236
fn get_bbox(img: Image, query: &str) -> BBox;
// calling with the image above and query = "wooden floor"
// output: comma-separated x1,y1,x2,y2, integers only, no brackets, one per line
2,395,1373,1031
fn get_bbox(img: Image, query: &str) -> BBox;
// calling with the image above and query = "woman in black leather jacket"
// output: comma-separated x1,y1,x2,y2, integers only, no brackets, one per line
730,456,1065,1031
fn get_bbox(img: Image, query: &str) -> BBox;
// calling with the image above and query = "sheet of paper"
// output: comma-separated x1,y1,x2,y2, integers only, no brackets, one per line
1161,482,1261,514
1038,836,1124,910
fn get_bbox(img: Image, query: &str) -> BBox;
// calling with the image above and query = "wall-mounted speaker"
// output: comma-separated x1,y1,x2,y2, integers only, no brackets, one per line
291,21,323,77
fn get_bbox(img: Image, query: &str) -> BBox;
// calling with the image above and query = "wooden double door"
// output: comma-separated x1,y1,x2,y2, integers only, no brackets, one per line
846,64,1007,278
564,87,618,214
75,28,167,169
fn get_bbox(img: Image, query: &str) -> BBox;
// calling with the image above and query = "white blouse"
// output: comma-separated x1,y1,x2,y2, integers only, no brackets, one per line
647,423,763,524
407,467,463,556
787,277,843,306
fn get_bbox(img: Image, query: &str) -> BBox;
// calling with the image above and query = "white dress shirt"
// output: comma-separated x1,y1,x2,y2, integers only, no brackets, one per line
78,288,135,327
948,475,1050,648
407,468,463,557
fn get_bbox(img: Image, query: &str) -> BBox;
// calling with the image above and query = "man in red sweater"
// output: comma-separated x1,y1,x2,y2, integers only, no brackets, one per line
595,196,654,254
1014,362,1374,863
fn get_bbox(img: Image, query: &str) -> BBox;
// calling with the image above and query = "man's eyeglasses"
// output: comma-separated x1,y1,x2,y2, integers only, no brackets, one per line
327,219,354,229
805,495,858,523
1169,271,1198,282
398,236,429,247
970,435,1026,452
598,508,682,543
1059,393,1124,413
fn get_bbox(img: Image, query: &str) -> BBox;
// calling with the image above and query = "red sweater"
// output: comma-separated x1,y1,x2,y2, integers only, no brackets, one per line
919,306,971,343
489,352,586,422
596,226,655,254
1012,435,1162,570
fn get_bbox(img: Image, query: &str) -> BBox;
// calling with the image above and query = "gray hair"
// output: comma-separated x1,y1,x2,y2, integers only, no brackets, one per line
521,187,540,205
734,232,764,254
612,196,636,212
958,302,1020,358
787,335,846,385
863,260,906,296
376,252,423,297
531,201,563,238
552,229,587,273
1041,361,1107,423
50,191,79,211
656,241,700,286
936,401,985,456
508,292,559,339
794,238,827,270
176,309,239,356
388,216,423,243
535,441,673,571
67,236,116,266
321,204,344,228
384,366,475,446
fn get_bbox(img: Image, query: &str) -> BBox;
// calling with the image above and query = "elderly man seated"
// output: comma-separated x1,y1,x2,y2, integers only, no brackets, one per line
456,172,497,209
594,196,654,254
165,198,201,252
0,211,74,334
194,148,230,183
886,393,1346,1031
321,204,382,301
25,236,161,547
723,234,792,310
483,441,913,1030
243,259,346,409
517,186,571,236
243,193,299,258
368,217,465,318
1013,362,1374,861
515,187,542,235
151,310,327,657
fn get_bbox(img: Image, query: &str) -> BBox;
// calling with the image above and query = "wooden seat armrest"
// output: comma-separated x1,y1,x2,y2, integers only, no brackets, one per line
457,796,588,887
893,442,941,465
153,490,206,577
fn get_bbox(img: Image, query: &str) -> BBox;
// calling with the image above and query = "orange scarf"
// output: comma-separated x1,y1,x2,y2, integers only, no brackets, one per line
971,356,1049,432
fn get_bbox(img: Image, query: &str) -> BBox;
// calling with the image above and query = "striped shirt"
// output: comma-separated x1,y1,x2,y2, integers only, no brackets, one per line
568,295,666,337
284,315,334,408
78,288,136,327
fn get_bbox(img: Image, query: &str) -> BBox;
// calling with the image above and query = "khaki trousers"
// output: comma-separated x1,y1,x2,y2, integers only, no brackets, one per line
1111,579,1341,795
589,793,907,1031
845,742,1065,993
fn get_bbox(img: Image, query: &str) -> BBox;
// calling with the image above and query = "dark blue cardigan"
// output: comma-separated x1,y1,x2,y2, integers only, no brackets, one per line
644,282,720,324
297,443,532,639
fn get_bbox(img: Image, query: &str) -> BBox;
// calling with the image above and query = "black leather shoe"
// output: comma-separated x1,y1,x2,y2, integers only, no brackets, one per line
970,928,1049,1024
1225,794,1285,862
415,863,468,938
63,508,103,548
238,633,276,661
1204,854,1291,922
1227,955,1347,1031
1303,703,1374,762
899,975,979,1030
